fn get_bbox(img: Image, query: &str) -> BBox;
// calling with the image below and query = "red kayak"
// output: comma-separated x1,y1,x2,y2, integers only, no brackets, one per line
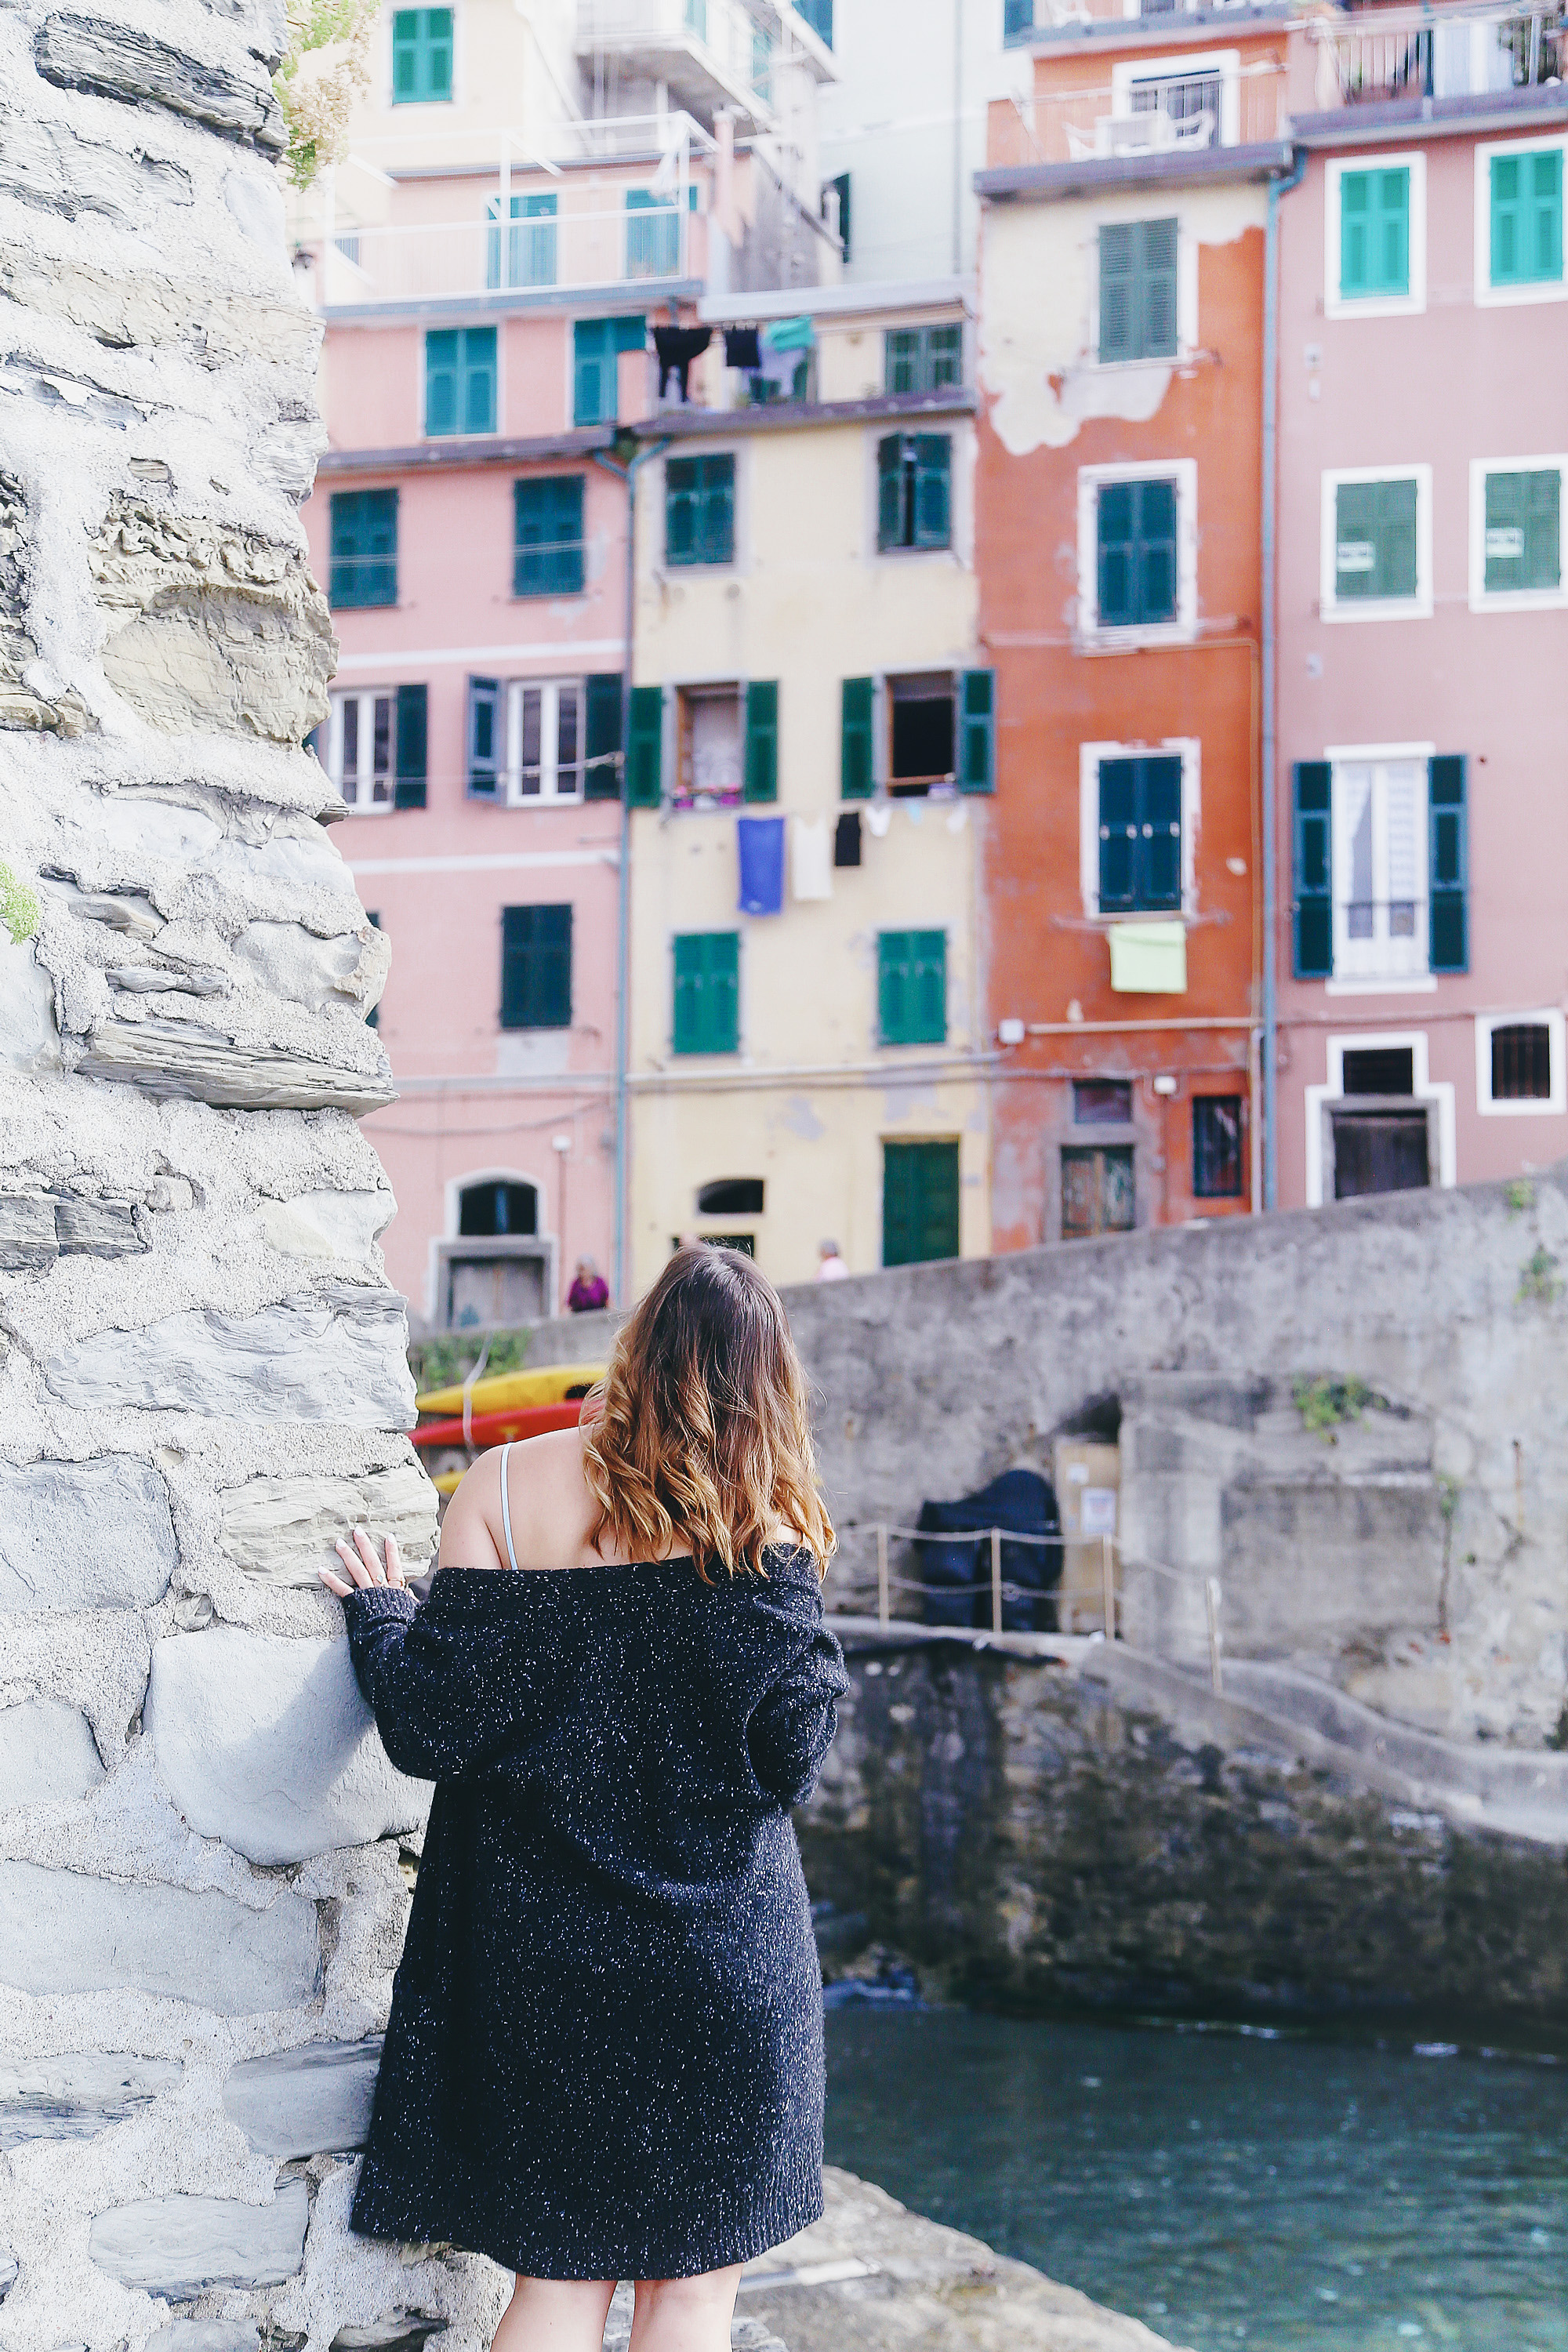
412,1399,585,1450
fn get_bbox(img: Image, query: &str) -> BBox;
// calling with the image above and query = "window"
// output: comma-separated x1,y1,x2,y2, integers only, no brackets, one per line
327,684,426,811
1192,1096,1243,1199
1327,157,1425,314
1476,1013,1566,1116
1293,752,1467,983
840,673,993,798
1112,49,1238,144
328,488,397,609
696,1178,764,1214
878,931,946,1046
488,192,556,290
666,454,735,566
1074,1080,1132,1126
750,25,772,104
884,325,963,396
1469,459,1565,608
890,673,953,789
626,188,680,279
468,677,587,804
877,434,951,551
677,685,740,804
1062,1147,1134,1240
500,904,572,1029
673,932,739,1054
459,1180,538,1236
825,169,851,260
1098,219,1178,364
1330,1112,1429,1199
1004,0,1033,33
573,317,646,428
1095,754,1182,914
426,326,496,437
1343,1046,1414,1095
1322,470,1431,619
1080,466,1193,633
1480,140,1564,297
796,0,833,45
883,1140,960,1266
391,7,452,103
514,477,585,597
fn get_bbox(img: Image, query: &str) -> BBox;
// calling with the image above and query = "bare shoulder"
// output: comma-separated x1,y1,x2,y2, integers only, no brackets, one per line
438,1430,596,1573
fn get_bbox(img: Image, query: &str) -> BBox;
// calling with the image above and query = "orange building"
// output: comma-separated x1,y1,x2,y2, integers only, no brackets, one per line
975,4,1292,1244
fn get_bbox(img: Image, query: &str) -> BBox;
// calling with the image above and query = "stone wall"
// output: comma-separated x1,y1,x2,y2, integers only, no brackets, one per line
0,4,503,2342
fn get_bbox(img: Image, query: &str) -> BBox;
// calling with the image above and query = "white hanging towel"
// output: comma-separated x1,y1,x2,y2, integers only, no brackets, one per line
791,814,833,902
866,803,893,838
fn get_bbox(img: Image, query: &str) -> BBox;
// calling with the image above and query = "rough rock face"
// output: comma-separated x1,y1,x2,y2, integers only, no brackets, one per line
0,2,503,2339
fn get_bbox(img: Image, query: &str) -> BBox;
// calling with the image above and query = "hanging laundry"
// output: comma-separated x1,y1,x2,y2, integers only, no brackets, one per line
652,325,713,402
755,315,814,399
790,814,832,902
833,811,862,869
764,315,815,352
737,814,786,915
723,325,761,372
866,803,892,838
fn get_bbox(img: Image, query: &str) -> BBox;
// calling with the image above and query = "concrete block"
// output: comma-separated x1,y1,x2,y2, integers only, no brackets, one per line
45,1287,416,1427
0,1698,105,1807
219,1463,436,1589
148,2327,260,2352
87,2180,309,2296
0,2053,182,2150
145,1632,431,1865
33,14,286,151
223,2038,382,2158
0,1864,319,2013
0,1457,177,1611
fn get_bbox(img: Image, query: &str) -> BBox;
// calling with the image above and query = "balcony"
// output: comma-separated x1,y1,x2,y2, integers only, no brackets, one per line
576,0,782,128
1307,4,1566,111
993,58,1287,169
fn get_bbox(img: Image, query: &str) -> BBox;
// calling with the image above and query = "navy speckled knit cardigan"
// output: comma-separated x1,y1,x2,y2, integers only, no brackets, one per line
343,1546,848,2281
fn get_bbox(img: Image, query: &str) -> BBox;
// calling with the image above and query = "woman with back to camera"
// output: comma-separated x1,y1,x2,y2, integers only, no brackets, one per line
321,1246,848,2352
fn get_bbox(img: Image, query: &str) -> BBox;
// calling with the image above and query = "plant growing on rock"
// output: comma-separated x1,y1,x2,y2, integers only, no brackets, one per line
1515,1245,1562,1305
1292,1374,1384,1437
0,859,41,946
274,0,378,190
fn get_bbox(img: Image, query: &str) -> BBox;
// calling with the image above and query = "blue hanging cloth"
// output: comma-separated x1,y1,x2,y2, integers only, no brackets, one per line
737,815,786,916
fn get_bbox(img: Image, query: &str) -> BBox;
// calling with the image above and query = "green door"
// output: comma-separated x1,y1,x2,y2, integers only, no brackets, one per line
883,1140,960,1268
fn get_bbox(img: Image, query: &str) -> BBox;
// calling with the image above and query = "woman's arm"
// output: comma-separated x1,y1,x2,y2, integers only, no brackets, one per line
321,1528,509,1780
744,1581,851,1807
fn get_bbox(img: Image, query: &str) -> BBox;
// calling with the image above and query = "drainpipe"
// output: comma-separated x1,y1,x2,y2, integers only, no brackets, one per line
1261,141,1306,1214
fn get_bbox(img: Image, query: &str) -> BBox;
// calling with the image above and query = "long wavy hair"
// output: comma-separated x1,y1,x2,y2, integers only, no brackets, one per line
581,1247,834,1581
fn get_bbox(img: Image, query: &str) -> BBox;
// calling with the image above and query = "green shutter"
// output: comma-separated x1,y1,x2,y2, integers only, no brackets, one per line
877,434,903,549
879,931,946,1045
842,676,874,800
1098,757,1137,911
882,1139,960,1268
392,8,451,100
329,488,397,610
391,10,419,99
627,684,663,806
1491,148,1563,287
583,673,623,800
1137,477,1178,622
573,320,612,426
425,328,457,436
393,684,426,809
1098,223,1134,362
673,932,739,1054
502,904,572,1030
461,327,497,434
1428,756,1468,975
514,476,584,597
1139,217,1178,357
1341,168,1409,298
423,7,452,98
959,670,994,794
743,680,779,803
913,435,951,549
666,455,734,566
1099,220,1177,362
1483,466,1561,593
1335,477,1417,602
467,677,500,797
1096,477,1178,627
701,454,735,563
1097,482,1136,626
1293,760,1333,978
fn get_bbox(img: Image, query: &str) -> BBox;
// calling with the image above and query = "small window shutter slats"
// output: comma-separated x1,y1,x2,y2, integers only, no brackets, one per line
1098,758,1138,910
1100,220,1177,363
913,435,952,548
1138,477,1178,621
1428,755,1468,975
959,670,994,794
1292,760,1333,978
393,684,427,808
1098,757,1181,911
883,1140,960,1268
876,435,902,548
666,455,735,566
1141,755,1182,908
699,455,735,564
467,677,500,796
1098,223,1134,363
1096,478,1178,627
673,932,739,1054
391,11,418,99
329,489,397,610
1341,169,1408,296
425,328,458,436
423,8,452,98
1335,477,1417,601
1491,150,1562,285
1140,217,1178,357
501,904,572,1030
1376,169,1410,292
1484,466,1562,593
514,476,584,597
462,328,497,434
879,930,947,1046
743,680,779,802
627,684,663,805
1530,148,1563,279
841,677,875,799
572,318,641,427
583,673,623,799
1097,482,1135,626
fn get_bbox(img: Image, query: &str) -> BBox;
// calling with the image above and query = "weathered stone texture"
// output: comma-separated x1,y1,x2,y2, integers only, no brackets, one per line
0,1862,319,2011
0,2053,181,2149
220,1462,437,1588
74,1018,397,1112
0,1457,177,1611
86,2179,310,2295
223,2038,381,2158
33,13,286,151
0,1698,105,1808
148,2325,260,2352
145,1630,431,1864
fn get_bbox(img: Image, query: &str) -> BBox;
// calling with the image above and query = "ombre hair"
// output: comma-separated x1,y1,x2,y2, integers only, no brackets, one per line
581,1247,834,1581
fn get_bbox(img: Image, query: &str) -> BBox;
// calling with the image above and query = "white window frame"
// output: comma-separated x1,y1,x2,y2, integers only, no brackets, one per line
1475,1010,1566,1116
1076,458,1198,645
1320,739,1436,996
1467,453,1568,612
503,677,586,805
1323,151,1427,320
1086,211,1200,367
1475,133,1568,308
1110,49,1240,147
1320,465,1433,623
1303,1030,1455,1207
327,687,399,815
1077,735,1200,920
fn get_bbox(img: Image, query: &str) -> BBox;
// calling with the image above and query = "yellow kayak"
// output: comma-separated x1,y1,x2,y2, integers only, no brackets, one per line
416,1362,605,1417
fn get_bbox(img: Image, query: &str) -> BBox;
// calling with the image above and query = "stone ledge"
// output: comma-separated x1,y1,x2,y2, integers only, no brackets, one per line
87,2179,310,2296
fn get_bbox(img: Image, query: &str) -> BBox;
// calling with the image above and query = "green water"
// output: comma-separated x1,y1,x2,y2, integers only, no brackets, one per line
822,2005,1568,2351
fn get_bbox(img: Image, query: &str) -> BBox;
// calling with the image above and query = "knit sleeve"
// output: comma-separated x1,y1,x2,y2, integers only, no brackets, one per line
742,1572,850,1808
343,1582,515,1782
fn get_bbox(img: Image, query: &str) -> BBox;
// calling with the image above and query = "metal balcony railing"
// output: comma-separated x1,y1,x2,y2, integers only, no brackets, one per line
578,0,775,109
1308,3,1566,109
993,60,1287,169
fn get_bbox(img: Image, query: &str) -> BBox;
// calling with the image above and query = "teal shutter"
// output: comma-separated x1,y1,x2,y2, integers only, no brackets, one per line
501,905,572,1029
391,10,419,99
423,7,452,98
1098,223,1134,361
879,931,946,1045
467,677,500,797
393,684,426,809
1098,758,1137,911
841,677,874,799
1428,756,1468,975
666,459,696,563
1292,760,1333,978
1483,467,1561,593
743,681,779,803
1098,757,1181,910
514,476,584,596
627,684,663,806
877,434,902,548
673,932,739,1054
459,327,496,434
700,454,735,563
1099,220,1177,361
1335,477,1417,601
329,488,397,609
1140,217,1178,356
913,435,951,549
884,328,917,394
392,9,451,100
425,329,458,436
666,456,734,565
959,670,994,794
573,320,613,426
883,1139,960,1268
583,673,623,800
1492,149,1563,286
1097,477,1177,626
1341,168,1409,297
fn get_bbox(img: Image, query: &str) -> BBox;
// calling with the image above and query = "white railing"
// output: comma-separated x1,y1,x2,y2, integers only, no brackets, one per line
578,0,772,109
996,61,1286,169
320,196,696,304
1308,4,1565,109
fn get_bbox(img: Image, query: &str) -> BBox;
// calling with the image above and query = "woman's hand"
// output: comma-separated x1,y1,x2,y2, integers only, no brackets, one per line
319,1526,406,1599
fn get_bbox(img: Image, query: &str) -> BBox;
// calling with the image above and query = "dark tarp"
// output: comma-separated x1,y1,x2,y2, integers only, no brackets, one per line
916,1466,1062,1634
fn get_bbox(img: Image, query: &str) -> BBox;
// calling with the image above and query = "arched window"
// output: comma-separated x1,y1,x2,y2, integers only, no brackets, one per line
458,1179,539,1238
696,1178,764,1215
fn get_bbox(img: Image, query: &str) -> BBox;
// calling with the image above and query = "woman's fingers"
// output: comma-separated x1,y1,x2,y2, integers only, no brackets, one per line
383,1532,405,1588
318,1566,354,1596
350,1526,386,1583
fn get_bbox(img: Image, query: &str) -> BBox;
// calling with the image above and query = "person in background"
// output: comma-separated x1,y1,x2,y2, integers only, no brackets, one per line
815,1239,849,1283
567,1257,609,1314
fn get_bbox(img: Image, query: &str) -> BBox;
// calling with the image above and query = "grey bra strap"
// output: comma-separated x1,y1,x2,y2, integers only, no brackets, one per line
499,1441,521,1573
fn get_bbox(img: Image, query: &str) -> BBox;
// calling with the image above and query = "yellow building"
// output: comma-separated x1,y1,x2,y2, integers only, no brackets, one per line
623,284,993,1291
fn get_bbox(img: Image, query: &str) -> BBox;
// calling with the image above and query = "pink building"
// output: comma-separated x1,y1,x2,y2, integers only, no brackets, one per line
1272,9,1567,1207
